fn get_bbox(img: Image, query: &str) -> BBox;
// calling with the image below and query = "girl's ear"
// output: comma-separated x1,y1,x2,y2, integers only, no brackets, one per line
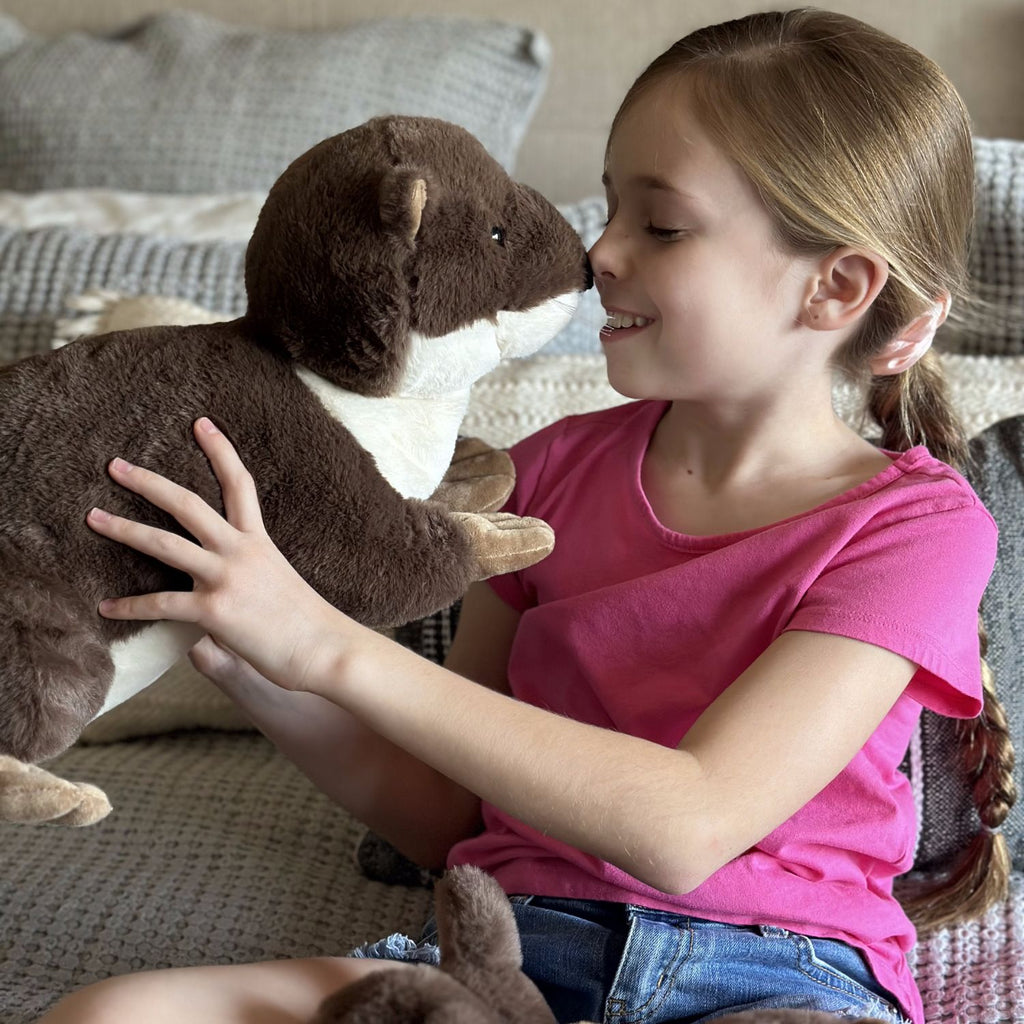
800,246,889,332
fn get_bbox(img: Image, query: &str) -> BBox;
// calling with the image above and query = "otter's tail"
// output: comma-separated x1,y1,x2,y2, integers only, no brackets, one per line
0,543,113,763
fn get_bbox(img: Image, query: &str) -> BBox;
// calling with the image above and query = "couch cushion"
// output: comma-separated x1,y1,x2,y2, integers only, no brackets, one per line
0,10,549,192
937,138,1024,357
914,415,1024,870
0,733,434,1021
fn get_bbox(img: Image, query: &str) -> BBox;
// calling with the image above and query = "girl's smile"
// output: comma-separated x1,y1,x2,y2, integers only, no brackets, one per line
601,307,655,340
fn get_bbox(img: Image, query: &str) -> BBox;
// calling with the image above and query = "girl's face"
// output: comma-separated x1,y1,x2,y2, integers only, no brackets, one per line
590,80,819,403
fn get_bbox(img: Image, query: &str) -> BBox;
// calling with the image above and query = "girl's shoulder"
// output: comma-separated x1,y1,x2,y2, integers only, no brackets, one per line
880,446,995,525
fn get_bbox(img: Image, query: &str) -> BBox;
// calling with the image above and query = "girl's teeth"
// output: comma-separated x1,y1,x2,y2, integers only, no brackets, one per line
604,312,651,329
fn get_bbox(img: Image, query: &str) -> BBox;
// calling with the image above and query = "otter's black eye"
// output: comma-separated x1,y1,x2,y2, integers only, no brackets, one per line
490,226,506,246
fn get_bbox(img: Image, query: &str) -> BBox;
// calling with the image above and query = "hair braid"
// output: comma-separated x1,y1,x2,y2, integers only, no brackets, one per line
898,617,1017,932
866,351,968,470
872,357,1015,931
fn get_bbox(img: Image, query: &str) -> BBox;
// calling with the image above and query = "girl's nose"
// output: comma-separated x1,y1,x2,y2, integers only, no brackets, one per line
588,227,622,281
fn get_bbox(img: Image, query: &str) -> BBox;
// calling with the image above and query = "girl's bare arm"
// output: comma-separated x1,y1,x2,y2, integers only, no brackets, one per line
89,420,916,893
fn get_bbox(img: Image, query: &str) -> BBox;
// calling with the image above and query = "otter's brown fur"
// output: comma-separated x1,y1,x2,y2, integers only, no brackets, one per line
0,116,589,764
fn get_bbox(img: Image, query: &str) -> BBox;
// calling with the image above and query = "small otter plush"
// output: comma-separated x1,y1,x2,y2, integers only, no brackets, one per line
312,866,889,1024
0,115,590,822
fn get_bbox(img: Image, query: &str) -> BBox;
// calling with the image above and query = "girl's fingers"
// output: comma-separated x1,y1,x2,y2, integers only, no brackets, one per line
87,507,217,579
97,590,200,623
106,456,226,548
192,418,266,533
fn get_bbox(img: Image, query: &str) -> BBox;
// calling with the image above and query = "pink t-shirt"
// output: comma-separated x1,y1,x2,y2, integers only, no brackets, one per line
448,400,997,1024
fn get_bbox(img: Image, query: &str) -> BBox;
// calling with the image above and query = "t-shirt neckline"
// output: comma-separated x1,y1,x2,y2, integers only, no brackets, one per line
633,401,930,549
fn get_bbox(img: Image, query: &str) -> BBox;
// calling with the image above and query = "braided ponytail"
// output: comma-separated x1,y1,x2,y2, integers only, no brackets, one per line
897,619,1017,931
871,362,1017,932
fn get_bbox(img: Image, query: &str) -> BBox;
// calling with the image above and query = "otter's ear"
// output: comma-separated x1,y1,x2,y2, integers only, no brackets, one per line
379,167,435,243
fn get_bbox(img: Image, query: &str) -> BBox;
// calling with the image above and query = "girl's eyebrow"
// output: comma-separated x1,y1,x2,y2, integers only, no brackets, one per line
601,171,706,205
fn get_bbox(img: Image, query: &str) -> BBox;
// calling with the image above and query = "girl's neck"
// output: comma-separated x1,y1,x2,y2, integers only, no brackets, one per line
641,395,892,537
648,392,880,491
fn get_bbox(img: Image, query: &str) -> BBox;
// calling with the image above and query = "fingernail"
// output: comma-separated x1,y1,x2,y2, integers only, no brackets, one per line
98,599,114,615
111,457,134,473
88,507,111,523
197,417,220,434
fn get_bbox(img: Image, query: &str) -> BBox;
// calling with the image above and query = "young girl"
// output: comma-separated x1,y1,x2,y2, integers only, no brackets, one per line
40,10,1014,1024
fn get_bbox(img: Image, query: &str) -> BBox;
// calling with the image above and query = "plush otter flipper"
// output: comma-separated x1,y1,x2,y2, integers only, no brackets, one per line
453,512,555,579
313,865,555,1024
0,542,113,764
314,964,494,1024
0,755,111,826
431,437,515,514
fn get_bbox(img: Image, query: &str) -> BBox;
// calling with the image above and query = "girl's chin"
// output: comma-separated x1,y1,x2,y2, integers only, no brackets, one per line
600,359,658,401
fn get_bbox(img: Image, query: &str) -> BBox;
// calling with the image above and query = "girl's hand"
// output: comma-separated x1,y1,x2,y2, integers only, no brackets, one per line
87,417,347,693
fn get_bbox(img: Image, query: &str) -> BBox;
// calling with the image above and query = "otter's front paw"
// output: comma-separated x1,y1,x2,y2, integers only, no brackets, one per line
0,755,111,826
454,511,554,578
431,437,514,513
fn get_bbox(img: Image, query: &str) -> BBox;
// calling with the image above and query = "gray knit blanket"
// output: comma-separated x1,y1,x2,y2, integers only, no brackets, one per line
1,732,1021,1023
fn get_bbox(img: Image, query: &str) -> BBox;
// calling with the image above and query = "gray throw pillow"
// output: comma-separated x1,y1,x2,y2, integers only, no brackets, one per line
938,139,1024,356
0,11,549,192
0,198,603,368
0,226,248,365
914,415,1024,870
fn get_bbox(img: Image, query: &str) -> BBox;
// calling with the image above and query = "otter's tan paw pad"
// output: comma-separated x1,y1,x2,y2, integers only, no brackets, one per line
0,754,112,826
432,437,515,513
454,511,555,578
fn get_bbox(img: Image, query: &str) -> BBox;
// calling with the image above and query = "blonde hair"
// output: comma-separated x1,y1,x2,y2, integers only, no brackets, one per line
614,8,1015,932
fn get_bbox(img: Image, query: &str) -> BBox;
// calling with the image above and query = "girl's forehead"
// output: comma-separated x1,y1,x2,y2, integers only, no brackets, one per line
609,81,707,153
606,86,725,189
604,82,766,218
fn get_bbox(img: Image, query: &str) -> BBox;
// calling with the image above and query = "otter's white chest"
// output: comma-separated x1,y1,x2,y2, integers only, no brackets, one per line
294,368,469,500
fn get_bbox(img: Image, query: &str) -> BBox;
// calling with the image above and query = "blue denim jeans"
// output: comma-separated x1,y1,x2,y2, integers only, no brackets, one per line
353,894,911,1024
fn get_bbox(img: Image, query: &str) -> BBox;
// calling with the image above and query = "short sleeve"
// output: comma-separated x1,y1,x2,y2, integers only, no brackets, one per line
786,501,998,718
485,420,564,612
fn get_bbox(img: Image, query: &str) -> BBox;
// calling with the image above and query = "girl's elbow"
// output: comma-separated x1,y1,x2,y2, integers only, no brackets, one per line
627,839,724,897
644,859,717,897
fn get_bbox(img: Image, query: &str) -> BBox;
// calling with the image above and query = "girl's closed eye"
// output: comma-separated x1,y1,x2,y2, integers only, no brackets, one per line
646,223,689,241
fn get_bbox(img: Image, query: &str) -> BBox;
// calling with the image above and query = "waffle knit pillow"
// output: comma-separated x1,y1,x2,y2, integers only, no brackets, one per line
938,139,1024,356
913,415,1024,869
0,10,549,192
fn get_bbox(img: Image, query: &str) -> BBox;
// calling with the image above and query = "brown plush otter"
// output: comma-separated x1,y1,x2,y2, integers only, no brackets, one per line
313,866,890,1024
0,115,589,823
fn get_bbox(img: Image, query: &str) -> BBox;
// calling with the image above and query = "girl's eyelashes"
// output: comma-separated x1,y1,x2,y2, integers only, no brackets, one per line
646,224,689,240
598,217,689,241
